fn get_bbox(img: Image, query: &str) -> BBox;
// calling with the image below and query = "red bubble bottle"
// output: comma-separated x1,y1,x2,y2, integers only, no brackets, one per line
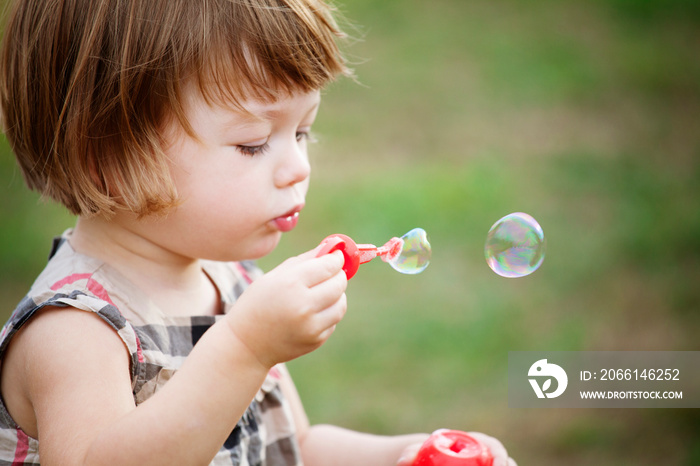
413,430,493,466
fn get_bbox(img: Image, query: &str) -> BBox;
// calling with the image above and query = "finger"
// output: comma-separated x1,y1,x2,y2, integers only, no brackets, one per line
467,432,508,461
397,443,422,466
297,244,329,260
317,324,337,344
308,268,347,309
286,245,342,268
299,241,348,261
314,292,347,333
297,250,345,287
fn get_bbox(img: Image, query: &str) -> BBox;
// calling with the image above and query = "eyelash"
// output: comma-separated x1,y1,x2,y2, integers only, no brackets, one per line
237,143,270,157
236,131,314,157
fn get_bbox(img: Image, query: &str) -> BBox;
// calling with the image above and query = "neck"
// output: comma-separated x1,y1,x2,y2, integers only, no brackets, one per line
70,214,221,316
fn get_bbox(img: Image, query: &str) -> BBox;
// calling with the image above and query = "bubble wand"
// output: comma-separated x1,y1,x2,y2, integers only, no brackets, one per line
316,228,431,279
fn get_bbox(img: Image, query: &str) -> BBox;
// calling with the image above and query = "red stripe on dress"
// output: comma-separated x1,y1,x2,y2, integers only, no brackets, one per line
50,273,116,306
86,277,116,306
268,366,282,379
135,333,144,363
12,428,29,465
50,273,92,290
236,263,253,284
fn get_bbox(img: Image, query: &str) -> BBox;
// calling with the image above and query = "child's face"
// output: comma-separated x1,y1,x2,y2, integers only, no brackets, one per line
138,87,320,262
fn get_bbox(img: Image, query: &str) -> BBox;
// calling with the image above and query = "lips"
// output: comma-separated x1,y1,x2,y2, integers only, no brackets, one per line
272,205,303,232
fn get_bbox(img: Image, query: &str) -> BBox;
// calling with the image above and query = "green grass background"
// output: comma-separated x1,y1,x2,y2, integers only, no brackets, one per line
1,0,699,464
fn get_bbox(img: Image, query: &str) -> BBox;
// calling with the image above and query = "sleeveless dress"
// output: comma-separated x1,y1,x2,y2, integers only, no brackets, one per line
0,231,302,465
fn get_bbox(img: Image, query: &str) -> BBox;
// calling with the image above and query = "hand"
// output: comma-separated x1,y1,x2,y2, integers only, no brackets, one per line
396,440,425,466
466,432,517,466
226,249,347,368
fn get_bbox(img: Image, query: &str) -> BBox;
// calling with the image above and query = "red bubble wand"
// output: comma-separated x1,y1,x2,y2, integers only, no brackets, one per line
316,233,404,279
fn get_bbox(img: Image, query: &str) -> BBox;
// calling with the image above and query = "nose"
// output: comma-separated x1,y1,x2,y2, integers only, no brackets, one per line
274,139,311,188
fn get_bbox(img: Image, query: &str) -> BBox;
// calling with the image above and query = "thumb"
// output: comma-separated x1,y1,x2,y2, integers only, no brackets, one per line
397,443,422,466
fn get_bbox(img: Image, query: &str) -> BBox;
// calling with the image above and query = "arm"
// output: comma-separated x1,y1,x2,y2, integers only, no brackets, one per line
9,305,268,465
276,365,429,466
302,425,429,466
277,357,518,466
3,250,347,465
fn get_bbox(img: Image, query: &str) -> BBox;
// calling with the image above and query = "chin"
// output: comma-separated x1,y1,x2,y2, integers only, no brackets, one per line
244,232,283,261
202,230,282,263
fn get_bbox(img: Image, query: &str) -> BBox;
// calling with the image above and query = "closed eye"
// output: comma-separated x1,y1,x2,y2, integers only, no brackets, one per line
236,142,270,157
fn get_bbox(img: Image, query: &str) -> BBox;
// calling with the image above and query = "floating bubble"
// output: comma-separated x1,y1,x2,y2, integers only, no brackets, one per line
389,228,431,274
485,213,545,278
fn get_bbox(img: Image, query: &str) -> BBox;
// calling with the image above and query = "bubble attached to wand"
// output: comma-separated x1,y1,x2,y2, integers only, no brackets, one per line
386,228,431,275
485,212,545,278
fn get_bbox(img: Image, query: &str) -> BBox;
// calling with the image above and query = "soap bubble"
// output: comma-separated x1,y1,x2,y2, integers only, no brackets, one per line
485,213,545,278
389,228,431,274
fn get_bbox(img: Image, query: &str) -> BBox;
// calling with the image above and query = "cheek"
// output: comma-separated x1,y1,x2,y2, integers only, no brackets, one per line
169,155,244,206
177,168,266,228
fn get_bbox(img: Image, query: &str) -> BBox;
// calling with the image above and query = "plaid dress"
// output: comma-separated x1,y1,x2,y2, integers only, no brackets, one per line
0,231,302,465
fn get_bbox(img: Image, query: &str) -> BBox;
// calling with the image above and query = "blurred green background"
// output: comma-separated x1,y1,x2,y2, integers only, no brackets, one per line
1,0,699,464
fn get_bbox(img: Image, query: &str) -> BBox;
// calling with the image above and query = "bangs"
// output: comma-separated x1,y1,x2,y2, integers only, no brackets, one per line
192,0,351,110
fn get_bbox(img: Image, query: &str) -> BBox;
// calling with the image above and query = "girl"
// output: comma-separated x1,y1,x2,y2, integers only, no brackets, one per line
0,0,516,464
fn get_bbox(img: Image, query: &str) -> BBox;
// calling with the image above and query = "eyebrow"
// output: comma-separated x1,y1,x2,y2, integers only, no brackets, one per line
217,94,321,131
246,100,321,124
216,110,271,134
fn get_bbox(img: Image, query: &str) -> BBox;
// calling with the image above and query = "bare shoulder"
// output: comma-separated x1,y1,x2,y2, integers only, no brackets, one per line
0,305,134,442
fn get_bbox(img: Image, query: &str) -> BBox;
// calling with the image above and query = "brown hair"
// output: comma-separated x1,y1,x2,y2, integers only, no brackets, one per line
0,0,350,217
